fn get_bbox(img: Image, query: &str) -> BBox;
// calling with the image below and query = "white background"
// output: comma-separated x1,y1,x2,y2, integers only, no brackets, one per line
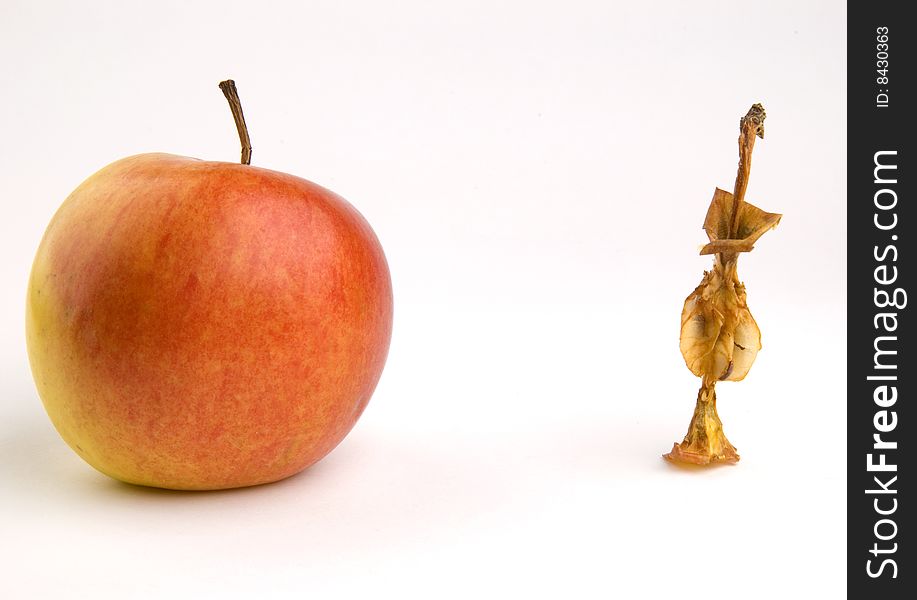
0,1,846,598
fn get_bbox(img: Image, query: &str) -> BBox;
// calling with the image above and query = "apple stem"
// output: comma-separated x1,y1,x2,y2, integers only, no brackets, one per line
218,80,252,165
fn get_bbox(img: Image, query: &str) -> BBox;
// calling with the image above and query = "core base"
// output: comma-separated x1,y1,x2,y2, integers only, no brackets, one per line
664,441,739,466
664,380,740,466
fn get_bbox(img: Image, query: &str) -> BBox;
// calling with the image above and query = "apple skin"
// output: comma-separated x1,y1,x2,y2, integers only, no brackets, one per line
26,154,393,490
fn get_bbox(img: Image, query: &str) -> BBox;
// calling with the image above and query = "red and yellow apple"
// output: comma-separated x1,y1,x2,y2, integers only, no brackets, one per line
26,153,393,490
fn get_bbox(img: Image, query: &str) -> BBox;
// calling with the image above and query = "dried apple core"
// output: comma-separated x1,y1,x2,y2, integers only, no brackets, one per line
665,104,780,466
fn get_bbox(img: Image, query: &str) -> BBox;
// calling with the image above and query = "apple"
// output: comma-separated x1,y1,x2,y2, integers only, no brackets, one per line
25,82,393,490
